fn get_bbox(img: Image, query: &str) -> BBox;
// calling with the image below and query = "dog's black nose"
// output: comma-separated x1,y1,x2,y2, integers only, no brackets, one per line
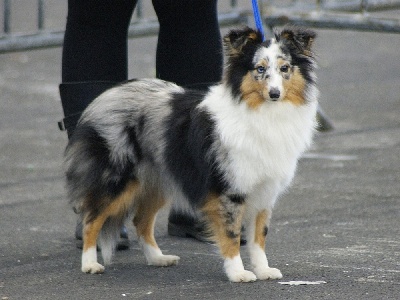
269,89,280,100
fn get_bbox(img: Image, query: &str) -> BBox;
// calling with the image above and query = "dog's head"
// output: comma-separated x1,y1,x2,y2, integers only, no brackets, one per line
223,27,317,109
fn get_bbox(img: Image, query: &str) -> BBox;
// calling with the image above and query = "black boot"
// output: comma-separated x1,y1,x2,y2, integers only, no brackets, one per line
168,213,212,243
58,81,117,138
59,81,130,250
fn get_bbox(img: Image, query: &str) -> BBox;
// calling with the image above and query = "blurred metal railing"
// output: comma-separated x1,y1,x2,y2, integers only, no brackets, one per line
261,0,400,33
1,0,399,54
0,0,247,53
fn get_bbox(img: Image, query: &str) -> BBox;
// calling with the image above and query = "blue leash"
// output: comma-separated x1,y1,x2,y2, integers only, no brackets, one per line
251,0,266,41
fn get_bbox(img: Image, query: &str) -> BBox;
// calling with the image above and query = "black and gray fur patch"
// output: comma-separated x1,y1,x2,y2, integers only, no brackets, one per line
164,90,228,207
124,124,143,162
66,122,136,220
228,194,246,204
226,230,240,239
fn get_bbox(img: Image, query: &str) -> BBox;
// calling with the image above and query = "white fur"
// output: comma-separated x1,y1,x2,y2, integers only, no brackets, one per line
139,237,180,267
201,85,317,196
244,203,283,280
247,243,282,280
224,255,257,283
81,246,105,274
253,40,286,97
203,77,317,281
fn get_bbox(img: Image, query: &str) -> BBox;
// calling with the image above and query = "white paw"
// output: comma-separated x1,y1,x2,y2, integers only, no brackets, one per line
82,262,105,274
254,266,283,280
227,269,257,283
147,254,180,267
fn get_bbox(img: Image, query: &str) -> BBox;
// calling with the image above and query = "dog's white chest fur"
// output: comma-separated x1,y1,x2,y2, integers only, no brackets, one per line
202,86,317,194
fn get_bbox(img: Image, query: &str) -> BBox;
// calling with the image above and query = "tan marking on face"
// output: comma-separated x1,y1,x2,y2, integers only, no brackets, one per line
277,58,292,79
240,72,268,110
201,194,244,259
257,58,269,68
248,32,258,41
83,181,140,251
283,67,306,106
277,58,287,67
254,210,270,248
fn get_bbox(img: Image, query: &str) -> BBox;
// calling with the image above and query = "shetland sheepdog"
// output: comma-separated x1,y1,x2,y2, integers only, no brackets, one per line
64,26,318,282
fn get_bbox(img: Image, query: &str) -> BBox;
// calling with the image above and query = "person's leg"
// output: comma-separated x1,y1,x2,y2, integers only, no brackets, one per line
60,0,137,249
153,0,223,90
153,0,246,243
62,0,136,83
60,0,137,137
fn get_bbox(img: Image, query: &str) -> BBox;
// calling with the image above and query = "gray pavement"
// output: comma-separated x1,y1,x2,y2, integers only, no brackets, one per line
1,22,400,300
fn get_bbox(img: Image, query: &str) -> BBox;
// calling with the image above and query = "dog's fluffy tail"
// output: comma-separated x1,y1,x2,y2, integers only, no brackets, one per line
98,218,123,265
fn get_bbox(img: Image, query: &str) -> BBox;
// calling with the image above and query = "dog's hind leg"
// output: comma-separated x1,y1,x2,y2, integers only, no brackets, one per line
202,194,256,283
81,213,108,274
81,180,140,274
133,194,180,267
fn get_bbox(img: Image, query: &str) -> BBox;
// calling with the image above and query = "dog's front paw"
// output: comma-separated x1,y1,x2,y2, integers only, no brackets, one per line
147,254,180,267
254,266,282,280
227,269,257,283
82,262,105,274
224,255,257,282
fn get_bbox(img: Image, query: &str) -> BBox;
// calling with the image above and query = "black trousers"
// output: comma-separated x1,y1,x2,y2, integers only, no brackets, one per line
61,0,223,87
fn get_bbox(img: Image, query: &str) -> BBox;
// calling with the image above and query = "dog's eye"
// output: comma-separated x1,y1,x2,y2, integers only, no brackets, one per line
280,65,290,73
256,66,266,74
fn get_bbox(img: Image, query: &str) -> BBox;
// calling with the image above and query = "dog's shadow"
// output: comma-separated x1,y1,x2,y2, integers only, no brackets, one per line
104,237,225,283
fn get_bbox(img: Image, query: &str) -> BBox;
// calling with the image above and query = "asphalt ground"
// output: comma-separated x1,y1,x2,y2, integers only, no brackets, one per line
1,18,400,300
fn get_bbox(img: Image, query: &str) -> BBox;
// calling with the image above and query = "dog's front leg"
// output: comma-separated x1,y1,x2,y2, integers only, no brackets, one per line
244,206,283,280
202,194,256,283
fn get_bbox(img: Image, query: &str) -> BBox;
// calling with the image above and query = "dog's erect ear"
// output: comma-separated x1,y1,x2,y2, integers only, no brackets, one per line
224,27,263,56
278,27,316,56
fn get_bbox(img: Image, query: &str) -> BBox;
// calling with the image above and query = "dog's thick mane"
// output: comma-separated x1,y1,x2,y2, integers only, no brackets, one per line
163,89,227,207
